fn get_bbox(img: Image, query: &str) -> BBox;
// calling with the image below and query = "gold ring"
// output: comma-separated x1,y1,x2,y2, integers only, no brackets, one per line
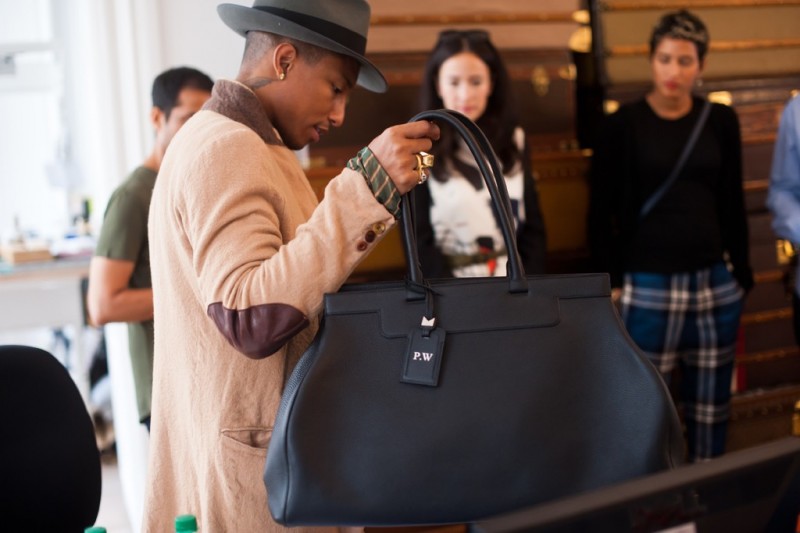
415,151,435,171
415,151,433,185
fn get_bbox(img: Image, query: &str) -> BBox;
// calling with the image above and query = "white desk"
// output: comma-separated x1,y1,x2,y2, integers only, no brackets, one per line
0,257,91,401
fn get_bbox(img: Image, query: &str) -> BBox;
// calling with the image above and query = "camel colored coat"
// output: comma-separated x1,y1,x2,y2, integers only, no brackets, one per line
143,80,395,531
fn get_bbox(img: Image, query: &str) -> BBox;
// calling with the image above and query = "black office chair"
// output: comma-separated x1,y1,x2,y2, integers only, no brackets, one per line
0,344,102,531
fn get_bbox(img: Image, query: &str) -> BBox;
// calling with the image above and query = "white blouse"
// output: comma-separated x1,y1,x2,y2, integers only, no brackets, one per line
428,127,527,277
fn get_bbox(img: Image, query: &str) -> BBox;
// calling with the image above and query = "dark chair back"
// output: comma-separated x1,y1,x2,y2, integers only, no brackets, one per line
0,344,101,531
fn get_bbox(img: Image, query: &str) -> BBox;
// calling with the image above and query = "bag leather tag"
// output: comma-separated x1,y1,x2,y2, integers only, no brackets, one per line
401,326,446,387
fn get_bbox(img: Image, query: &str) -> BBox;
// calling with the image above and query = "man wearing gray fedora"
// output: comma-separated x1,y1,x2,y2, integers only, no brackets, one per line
143,0,439,530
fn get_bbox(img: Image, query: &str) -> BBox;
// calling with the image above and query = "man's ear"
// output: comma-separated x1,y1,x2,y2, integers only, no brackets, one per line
150,106,164,131
272,42,298,79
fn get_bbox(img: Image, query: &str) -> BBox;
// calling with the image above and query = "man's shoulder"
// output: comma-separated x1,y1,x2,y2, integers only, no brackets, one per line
173,110,268,155
116,166,158,192
125,166,158,187
116,166,158,198
110,166,158,204
782,94,800,124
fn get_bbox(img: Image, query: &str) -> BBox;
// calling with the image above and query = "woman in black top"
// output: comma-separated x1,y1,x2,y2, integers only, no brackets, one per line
588,10,753,462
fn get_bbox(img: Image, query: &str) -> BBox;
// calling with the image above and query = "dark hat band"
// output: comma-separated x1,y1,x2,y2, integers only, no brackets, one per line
253,5,367,55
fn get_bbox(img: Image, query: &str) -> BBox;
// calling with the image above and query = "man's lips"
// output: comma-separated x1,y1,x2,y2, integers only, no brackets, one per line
311,126,328,143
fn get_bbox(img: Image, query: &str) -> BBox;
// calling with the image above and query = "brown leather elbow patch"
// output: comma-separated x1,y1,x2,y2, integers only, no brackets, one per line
207,302,309,359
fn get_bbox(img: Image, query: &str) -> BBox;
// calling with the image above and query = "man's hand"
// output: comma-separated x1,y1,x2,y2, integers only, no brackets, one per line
368,121,441,195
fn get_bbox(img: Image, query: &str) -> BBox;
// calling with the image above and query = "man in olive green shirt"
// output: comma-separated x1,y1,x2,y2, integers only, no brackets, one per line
87,67,213,429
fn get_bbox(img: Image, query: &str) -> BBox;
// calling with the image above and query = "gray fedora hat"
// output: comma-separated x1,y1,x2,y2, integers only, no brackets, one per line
218,0,387,93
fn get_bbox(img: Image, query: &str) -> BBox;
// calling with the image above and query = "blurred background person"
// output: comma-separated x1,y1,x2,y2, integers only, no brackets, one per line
415,29,546,278
588,10,752,461
87,66,214,431
768,94,800,343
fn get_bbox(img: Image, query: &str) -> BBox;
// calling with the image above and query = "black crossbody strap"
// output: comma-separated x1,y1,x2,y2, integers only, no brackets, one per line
639,99,713,220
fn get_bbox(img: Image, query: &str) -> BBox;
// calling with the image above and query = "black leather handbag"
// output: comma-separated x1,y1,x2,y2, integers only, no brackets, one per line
264,109,684,526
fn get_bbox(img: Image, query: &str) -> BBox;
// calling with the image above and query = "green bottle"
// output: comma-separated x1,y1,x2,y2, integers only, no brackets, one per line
84,528,107,533
175,514,198,532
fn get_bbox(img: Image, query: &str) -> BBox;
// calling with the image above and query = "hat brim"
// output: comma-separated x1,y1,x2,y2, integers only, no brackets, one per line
218,3,387,93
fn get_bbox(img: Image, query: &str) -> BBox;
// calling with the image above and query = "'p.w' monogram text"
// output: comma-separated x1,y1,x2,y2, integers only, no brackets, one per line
412,351,435,362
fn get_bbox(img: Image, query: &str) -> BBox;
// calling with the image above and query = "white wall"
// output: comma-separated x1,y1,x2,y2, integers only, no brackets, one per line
154,0,246,82
0,0,249,241
0,0,64,241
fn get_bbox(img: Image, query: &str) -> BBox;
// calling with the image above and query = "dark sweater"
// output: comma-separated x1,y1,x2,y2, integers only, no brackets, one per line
588,96,753,291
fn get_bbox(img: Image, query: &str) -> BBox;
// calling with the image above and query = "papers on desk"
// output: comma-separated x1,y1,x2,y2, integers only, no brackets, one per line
0,235,95,265
50,234,95,259
0,243,53,264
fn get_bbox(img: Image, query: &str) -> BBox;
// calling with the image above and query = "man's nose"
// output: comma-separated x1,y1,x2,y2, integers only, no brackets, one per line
330,98,346,127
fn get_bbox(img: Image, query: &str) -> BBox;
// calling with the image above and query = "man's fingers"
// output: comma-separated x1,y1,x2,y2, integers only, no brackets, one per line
365,121,442,195
404,120,441,141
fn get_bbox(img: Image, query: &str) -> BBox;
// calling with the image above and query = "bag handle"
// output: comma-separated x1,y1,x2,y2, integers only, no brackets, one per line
402,109,529,294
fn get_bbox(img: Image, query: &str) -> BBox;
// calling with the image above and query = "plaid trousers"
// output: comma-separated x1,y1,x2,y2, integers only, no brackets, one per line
620,262,744,461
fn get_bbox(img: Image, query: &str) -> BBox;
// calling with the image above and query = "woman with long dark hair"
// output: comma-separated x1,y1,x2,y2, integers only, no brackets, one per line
415,29,546,278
